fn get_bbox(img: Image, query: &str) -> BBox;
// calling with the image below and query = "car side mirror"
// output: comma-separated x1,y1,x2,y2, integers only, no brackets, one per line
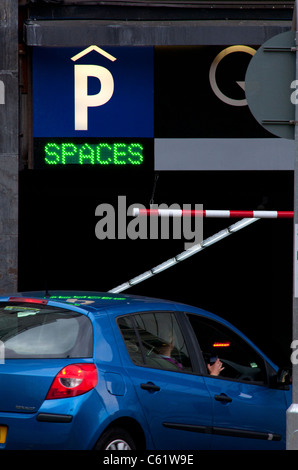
271,367,291,390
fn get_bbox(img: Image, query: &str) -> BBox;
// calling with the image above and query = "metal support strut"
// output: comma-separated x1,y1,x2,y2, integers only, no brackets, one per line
109,217,259,293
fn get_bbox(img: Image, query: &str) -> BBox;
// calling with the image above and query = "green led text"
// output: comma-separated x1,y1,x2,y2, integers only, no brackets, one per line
44,142,144,166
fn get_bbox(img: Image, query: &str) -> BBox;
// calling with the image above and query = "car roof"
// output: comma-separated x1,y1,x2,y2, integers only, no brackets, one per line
0,290,181,314
0,289,228,329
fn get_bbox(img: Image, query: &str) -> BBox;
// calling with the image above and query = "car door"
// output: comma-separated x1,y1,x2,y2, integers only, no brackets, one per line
186,312,289,450
116,311,213,450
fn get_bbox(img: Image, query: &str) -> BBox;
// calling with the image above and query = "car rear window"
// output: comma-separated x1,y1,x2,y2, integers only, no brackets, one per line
0,302,93,358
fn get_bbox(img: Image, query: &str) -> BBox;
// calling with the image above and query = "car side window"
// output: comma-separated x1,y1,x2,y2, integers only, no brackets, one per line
187,314,267,384
118,312,193,372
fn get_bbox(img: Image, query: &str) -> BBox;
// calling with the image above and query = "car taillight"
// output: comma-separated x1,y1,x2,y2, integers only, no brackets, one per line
9,297,48,305
46,364,98,400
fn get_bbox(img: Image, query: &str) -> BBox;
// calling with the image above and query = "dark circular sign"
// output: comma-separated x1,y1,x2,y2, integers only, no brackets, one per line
245,30,296,140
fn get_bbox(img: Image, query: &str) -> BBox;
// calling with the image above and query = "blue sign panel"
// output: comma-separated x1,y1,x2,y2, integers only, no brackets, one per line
33,46,154,138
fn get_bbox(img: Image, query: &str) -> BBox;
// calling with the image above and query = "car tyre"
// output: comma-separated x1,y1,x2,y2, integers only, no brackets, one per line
95,427,137,450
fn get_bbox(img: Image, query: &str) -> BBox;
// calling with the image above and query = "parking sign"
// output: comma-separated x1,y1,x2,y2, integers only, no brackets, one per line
33,46,154,138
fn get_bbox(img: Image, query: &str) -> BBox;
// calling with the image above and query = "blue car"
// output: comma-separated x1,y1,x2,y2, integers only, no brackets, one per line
0,291,291,450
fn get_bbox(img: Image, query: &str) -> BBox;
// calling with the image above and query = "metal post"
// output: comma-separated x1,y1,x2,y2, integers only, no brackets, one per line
0,0,18,293
287,0,298,449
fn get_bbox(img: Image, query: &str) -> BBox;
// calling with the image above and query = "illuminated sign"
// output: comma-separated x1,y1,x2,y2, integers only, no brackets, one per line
44,142,143,165
34,138,152,169
32,45,279,170
33,47,154,138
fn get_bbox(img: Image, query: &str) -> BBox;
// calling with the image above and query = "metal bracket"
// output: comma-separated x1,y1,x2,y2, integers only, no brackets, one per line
262,119,298,125
263,47,298,52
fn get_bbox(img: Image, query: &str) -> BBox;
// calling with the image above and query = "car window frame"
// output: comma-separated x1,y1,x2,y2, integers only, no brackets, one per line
0,301,94,359
116,310,201,375
182,311,272,386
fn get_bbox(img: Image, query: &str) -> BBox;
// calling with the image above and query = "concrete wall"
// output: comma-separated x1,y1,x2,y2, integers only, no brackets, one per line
0,0,18,293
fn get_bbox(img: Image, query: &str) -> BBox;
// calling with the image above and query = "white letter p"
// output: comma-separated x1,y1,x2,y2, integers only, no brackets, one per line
75,64,114,130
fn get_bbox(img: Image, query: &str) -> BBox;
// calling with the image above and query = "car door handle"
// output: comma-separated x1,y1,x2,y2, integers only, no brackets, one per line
140,382,160,392
214,394,232,403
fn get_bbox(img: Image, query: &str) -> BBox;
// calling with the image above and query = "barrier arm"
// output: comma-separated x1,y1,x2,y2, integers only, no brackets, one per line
109,217,259,293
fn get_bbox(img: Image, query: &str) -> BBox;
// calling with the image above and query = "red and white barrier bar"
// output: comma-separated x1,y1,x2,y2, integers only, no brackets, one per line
109,217,259,293
132,208,294,219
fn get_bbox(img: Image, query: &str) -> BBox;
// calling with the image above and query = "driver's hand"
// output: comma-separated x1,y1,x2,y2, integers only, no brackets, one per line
207,358,225,376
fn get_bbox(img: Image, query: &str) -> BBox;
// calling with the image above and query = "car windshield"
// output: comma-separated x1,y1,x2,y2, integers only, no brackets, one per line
0,302,93,358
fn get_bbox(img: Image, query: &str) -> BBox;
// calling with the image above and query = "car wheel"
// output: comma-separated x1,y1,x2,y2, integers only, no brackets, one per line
95,427,137,450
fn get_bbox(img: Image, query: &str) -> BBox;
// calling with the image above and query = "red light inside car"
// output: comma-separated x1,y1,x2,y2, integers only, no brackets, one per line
46,364,98,400
213,342,230,348
9,297,48,305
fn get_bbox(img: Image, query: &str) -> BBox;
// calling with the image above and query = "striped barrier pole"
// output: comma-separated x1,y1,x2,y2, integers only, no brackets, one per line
109,217,259,293
132,208,294,219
